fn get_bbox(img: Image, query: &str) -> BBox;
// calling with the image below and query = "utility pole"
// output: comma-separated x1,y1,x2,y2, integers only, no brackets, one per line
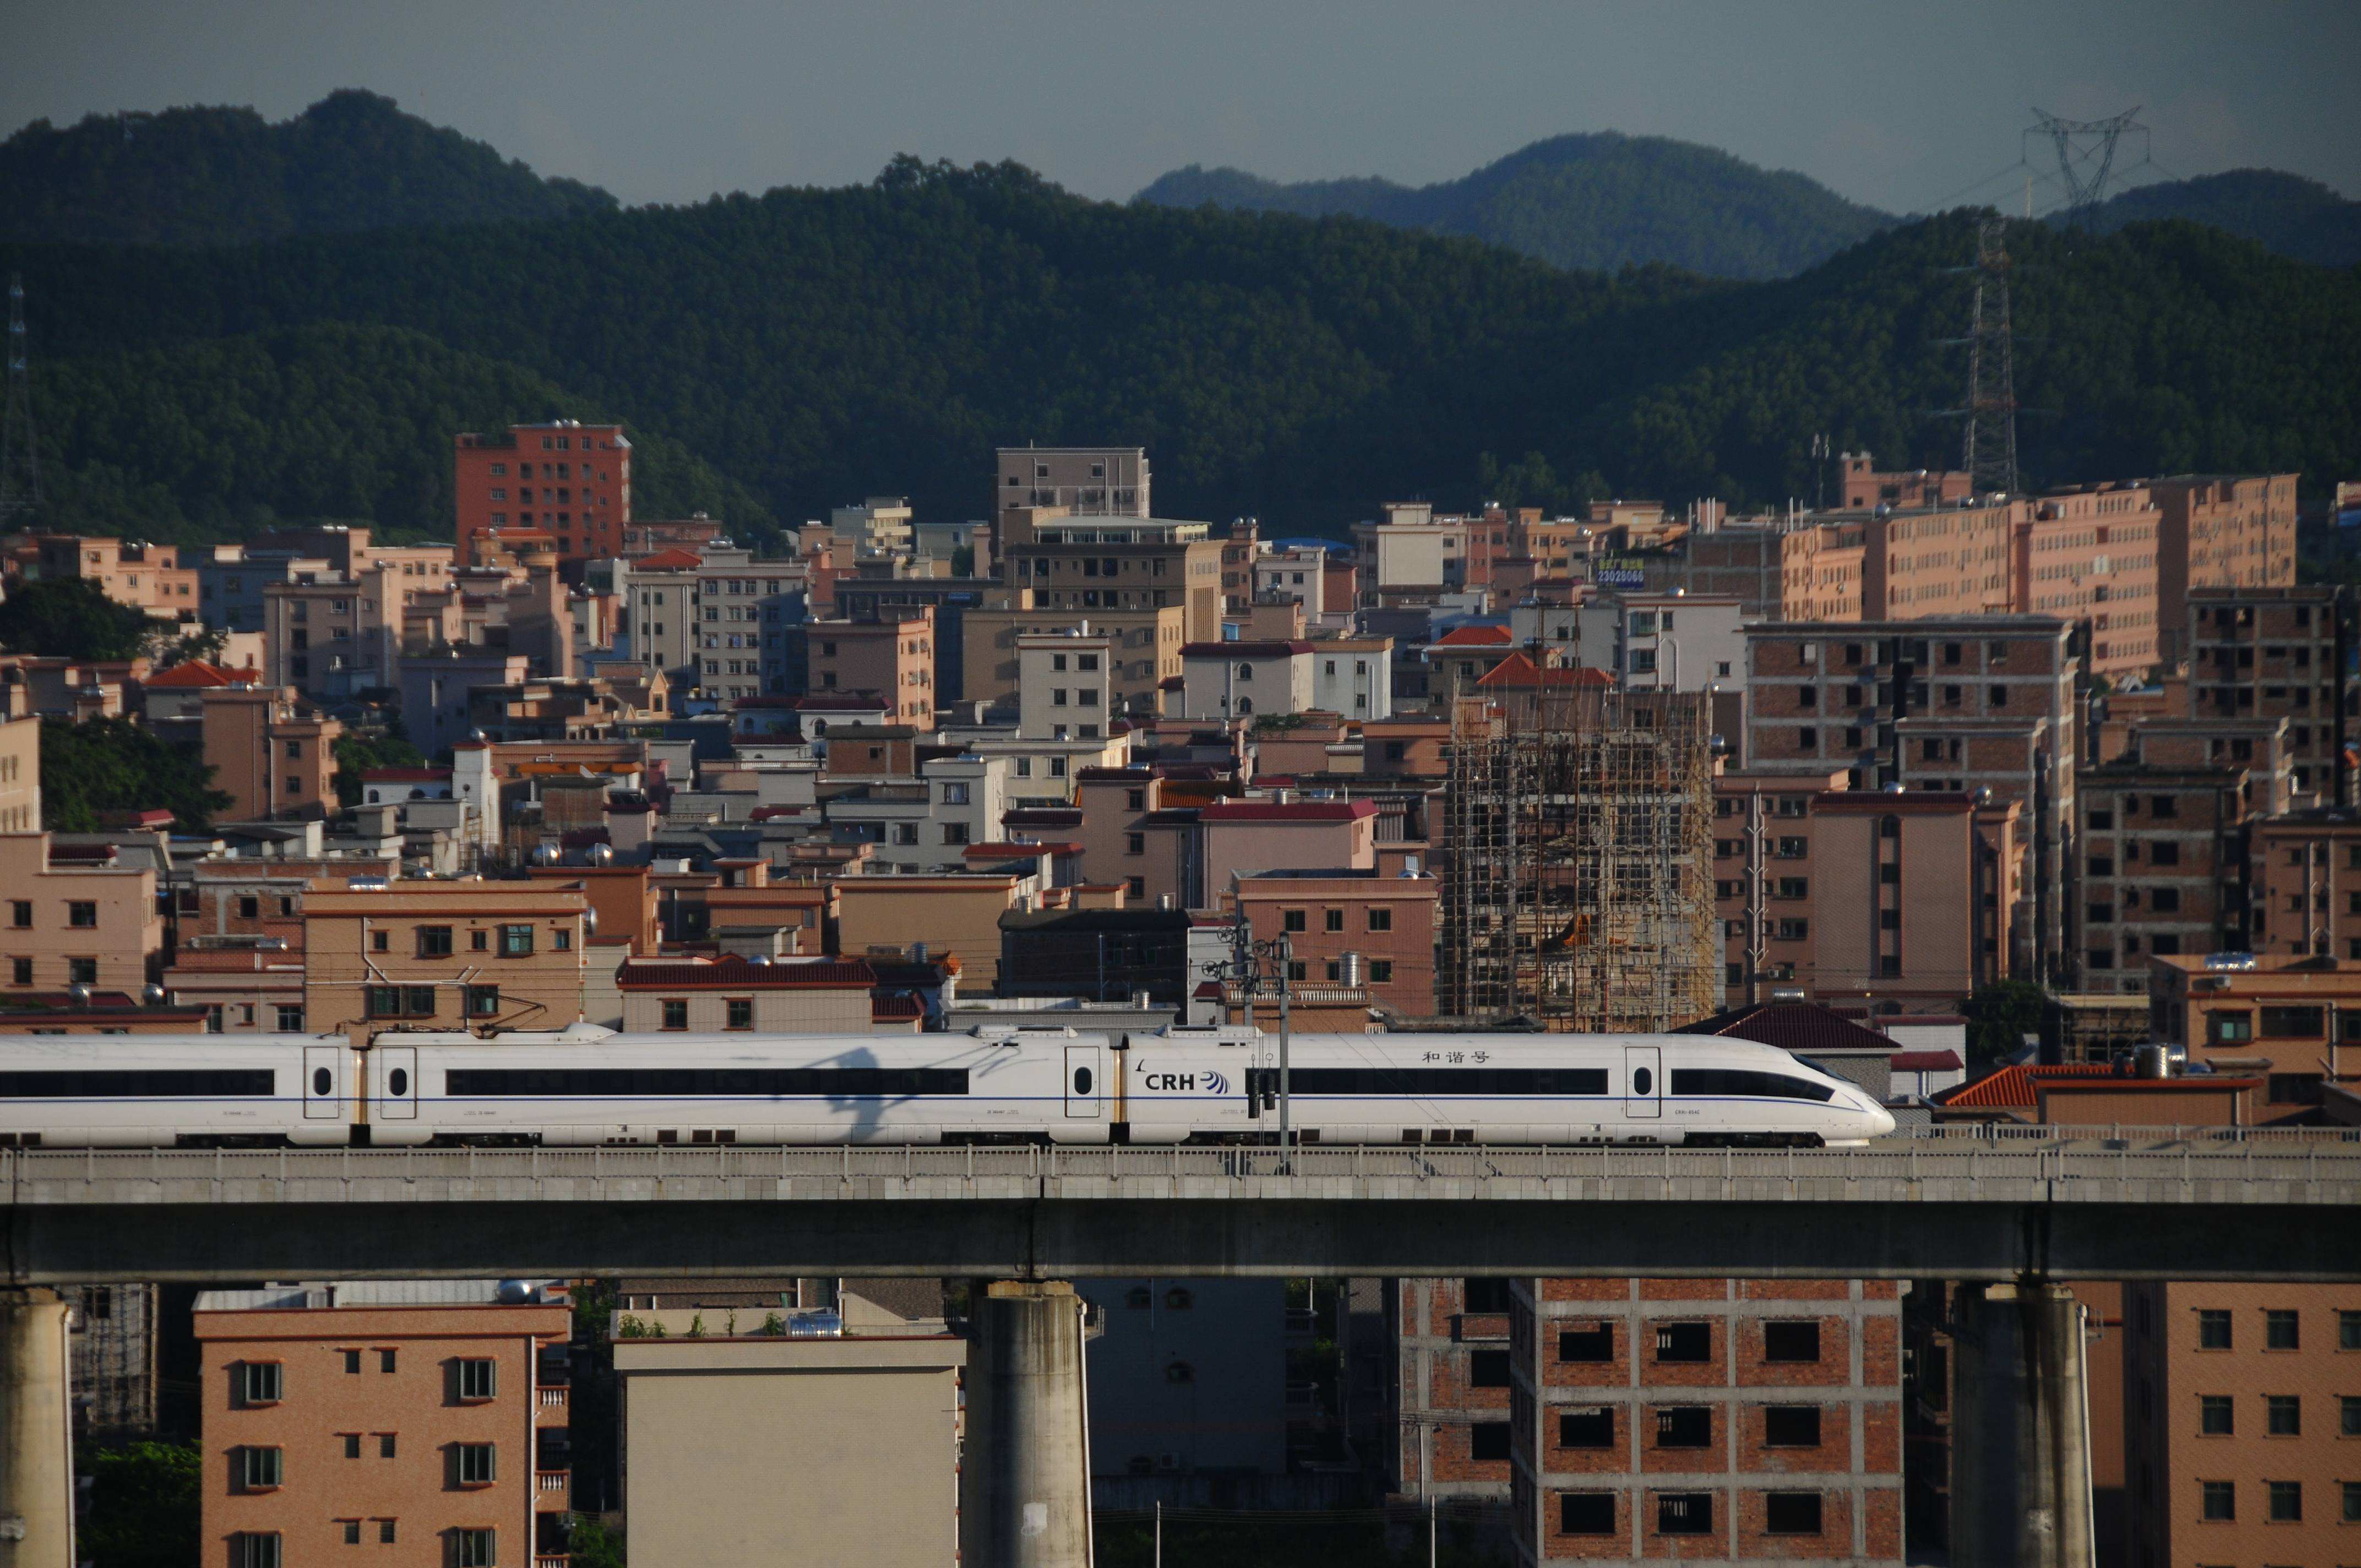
1955,217,2021,497
1206,899,1294,1154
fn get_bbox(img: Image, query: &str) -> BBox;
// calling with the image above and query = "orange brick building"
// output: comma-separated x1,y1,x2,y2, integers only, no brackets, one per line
454,420,631,569
195,1280,572,1568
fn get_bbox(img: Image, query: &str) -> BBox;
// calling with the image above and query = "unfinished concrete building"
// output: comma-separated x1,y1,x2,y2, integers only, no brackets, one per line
1438,690,1718,1030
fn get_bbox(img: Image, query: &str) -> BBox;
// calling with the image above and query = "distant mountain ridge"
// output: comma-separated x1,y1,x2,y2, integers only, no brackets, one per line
0,89,616,248
1135,132,1897,280
2082,169,2361,269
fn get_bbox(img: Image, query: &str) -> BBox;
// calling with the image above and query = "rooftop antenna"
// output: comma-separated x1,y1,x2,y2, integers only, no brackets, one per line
0,274,41,522
2026,107,2148,229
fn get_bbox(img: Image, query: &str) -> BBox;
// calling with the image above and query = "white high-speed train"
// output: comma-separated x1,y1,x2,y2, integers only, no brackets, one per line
0,1025,1894,1149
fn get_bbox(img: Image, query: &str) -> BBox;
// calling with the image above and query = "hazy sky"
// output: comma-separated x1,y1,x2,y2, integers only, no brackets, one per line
7,0,2355,214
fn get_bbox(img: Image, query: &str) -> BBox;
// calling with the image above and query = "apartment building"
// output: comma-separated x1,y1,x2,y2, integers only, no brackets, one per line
2147,952,2361,1104
1508,1278,1905,1565
962,602,1183,716
0,711,37,832
690,548,801,700
1835,453,1970,511
2247,809,2361,958
829,496,916,562
34,535,199,620
2120,1282,2361,1568
615,956,886,1033
619,547,703,680
200,685,341,823
803,609,935,728
0,832,164,995
1675,520,1865,622
2152,473,2300,658
1000,516,1225,644
2184,585,2352,804
1579,593,1747,692
995,445,1150,529
2015,484,2162,678
1857,500,2016,620
1232,859,1439,1021
1179,640,1314,721
833,872,1029,991
2077,765,2248,994
300,879,593,1044
1013,630,1119,741
454,419,631,567
194,1280,571,1568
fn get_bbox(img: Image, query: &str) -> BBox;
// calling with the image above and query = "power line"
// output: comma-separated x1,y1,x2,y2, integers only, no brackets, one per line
2026,107,2150,229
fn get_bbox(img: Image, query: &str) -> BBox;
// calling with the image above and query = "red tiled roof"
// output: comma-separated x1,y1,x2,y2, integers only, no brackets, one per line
145,660,249,689
1431,624,1514,647
871,994,925,1021
1474,653,1613,689
1887,1050,1964,1071
1935,1065,2261,1110
636,547,705,570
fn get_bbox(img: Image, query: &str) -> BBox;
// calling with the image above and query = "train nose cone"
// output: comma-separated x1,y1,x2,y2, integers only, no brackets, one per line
1867,1102,1896,1139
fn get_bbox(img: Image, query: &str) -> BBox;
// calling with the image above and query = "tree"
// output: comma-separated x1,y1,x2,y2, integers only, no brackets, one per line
331,729,427,807
567,1516,626,1568
78,1440,200,1568
0,579,154,662
1960,979,2048,1068
39,717,232,831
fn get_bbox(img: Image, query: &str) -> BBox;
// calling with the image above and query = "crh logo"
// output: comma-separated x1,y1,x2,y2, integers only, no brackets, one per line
1141,1070,1232,1095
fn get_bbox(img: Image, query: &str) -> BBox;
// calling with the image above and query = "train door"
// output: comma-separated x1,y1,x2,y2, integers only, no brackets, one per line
303,1045,343,1120
1063,1046,1103,1120
378,1046,417,1120
1623,1046,1661,1119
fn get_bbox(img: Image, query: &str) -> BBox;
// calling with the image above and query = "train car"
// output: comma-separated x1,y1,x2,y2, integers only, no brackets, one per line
0,1034,353,1148
1119,1029,1892,1147
363,1026,1112,1147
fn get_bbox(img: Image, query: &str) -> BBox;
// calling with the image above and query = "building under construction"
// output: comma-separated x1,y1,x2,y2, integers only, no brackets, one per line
1438,688,1718,1030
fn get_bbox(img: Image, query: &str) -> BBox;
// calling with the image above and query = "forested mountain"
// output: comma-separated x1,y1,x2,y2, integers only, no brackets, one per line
4,159,2357,548
0,90,615,248
29,323,770,546
1135,133,1895,280
2082,170,2361,269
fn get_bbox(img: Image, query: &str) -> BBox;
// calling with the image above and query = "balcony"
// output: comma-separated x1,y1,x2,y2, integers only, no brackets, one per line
537,1386,568,1410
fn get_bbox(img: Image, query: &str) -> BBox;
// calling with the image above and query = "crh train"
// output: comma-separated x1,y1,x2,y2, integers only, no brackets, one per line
0,1025,1894,1149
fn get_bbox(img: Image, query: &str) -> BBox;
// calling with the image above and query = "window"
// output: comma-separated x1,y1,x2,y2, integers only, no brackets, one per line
1370,960,1395,983
2266,1395,2299,1435
1657,1493,1712,1535
726,999,753,1031
343,1434,361,1458
2199,1395,2232,1435
2343,1395,2361,1436
2267,1479,2301,1522
1323,908,1345,933
458,1359,497,1401
1764,1405,1821,1447
456,1443,497,1485
1470,1350,1511,1388
661,999,688,1031
8,959,24,985
2197,1309,2232,1349
371,930,389,953
1558,1407,1614,1449
68,957,96,986
1765,1493,1824,1536
379,1348,396,1374
344,1348,362,1374
379,1433,397,1458
456,1529,496,1568
8,901,28,927
341,1521,361,1545
2342,1309,2361,1350
1282,910,1307,933
2200,1480,2234,1520
231,1535,281,1568
415,925,456,958
1764,1320,1822,1363
1367,907,1393,932
237,1446,284,1489
465,987,499,1019
1656,1321,1710,1362
67,902,95,928
1559,1493,1615,1534
471,930,489,952
236,1361,282,1404
1656,1406,1711,1447
1470,1422,1510,1461
499,924,534,957
1558,1324,1613,1362
2266,1309,2299,1350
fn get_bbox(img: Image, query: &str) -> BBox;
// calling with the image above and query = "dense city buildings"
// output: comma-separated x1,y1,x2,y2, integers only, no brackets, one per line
454,420,631,568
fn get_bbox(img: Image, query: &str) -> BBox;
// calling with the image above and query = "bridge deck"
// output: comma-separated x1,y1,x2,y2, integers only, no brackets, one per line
8,1128,2357,1284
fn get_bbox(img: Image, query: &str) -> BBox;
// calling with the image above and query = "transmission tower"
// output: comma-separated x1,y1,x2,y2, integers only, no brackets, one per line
0,274,40,524
1957,218,2019,497
2026,107,2147,228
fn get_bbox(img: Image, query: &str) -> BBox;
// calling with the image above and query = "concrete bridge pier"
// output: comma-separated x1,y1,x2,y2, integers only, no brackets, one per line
1950,1281,2095,1568
960,1281,1095,1568
0,1289,75,1568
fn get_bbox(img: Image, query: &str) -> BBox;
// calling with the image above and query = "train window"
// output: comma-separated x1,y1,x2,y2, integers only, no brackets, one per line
1244,1067,1609,1098
0,1070,274,1099
1073,1066,1093,1095
1631,1067,1652,1096
313,1069,333,1097
442,1067,972,1097
1668,1069,1834,1103
388,1069,409,1097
